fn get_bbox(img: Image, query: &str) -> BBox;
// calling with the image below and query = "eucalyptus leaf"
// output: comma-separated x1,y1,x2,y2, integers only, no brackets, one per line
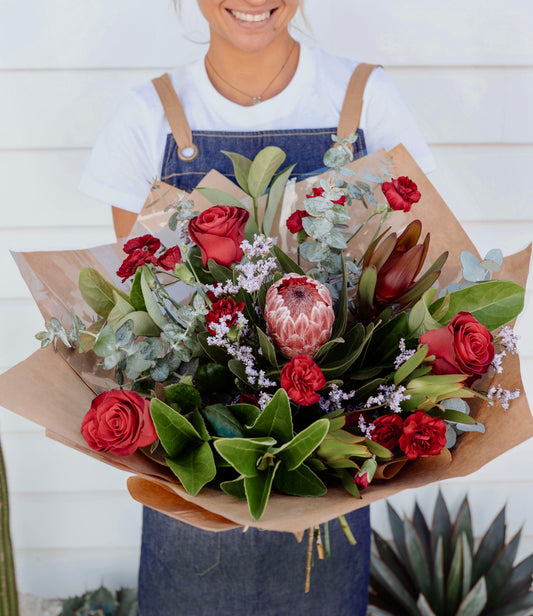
125,354,152,380
323,228,348,250
141,267,169,330
299,241,331,263
93,324,116,357
302,216,333,239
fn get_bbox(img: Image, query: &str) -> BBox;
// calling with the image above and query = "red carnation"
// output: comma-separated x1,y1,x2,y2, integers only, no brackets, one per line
382,176,421,212
123,234,161,255
205,297,245,335
286,209,311,234
398,411,447,460
157,245,182,270
81,390,157,457
117,250,157,282
280,354,326,406
371,414,404,452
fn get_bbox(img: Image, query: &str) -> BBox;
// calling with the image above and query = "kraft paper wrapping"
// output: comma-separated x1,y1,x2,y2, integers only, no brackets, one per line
1,145,531,533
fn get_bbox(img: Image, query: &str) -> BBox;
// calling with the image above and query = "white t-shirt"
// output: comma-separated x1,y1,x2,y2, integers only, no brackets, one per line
80,44,435,214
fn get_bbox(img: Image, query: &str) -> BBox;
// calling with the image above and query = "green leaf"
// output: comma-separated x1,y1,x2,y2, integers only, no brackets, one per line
321,322,372,378
372,530,416,596
194,187,246,209
446,534,464,614
167,441,216,496
273,463,327,497
357,266,377,320
272,245,305,275
433,536,445,609
249,388,294,443
79,267,127,318
150,398,202,458
197,331,229,364
394,344,428,386
247,146,286,198
263,163,296,235
416,594,438,616
220,476,246,500
409,289,444,336
332,257,348,339
203,403,246,438
256,326,278,367
141,267,169,330
93,324,116,357
115,311,161,337
207,259,235,284
221,150,252,193
276,419,329,470
485,529,522,602
129,268,147,311
228,403,261,428
244,461,280,520
430,280,525,330
456,576,487,616
432,491,452,568
387,502,409,565
213,437,275,477
442,409,476,425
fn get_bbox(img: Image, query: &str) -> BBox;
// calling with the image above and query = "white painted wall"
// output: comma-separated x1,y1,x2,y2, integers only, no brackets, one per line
0,0,531,598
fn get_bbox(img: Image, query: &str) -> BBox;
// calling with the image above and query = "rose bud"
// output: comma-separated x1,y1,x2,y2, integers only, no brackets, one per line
354,458,378,490
382,176,421,212
280,354,326,406
188,205,249,267
420,311,495,386
81,390,157,457
265,274,335,359
398,411,447,460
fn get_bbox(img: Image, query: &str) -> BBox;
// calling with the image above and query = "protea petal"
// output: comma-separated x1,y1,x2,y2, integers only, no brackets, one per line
265,274,335,359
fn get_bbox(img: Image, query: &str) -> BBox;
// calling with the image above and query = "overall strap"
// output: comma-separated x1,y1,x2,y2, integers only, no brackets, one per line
152,73,199,161
337,63,382,141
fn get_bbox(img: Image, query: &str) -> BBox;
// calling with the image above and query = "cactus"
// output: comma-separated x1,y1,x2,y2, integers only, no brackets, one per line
0,437,19,616
368,492,533,616
60,586,137,616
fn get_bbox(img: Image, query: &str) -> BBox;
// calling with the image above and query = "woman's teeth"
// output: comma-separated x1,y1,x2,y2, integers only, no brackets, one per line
230,10,272,22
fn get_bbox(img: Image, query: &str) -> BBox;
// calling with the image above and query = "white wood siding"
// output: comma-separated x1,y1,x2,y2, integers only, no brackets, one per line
0,0,531,598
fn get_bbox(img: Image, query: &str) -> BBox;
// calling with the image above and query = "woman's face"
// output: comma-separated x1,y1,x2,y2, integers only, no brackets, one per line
197,0,300,53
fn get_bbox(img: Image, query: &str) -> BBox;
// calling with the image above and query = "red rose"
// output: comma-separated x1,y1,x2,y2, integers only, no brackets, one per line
420,312,494,386
398,411,447,460
371,414,404,452
286,209,311,234
157,245,182,270
116,250,157,282
123,234,161,255
307,186,346,205
81,390,157,457
205,297,245,335
280,355,326,406
382,176,421,212
188,205,249,267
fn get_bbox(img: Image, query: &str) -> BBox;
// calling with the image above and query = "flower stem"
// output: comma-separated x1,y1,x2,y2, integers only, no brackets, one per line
305,527,314,593
323,521,331,557
338,514,357,545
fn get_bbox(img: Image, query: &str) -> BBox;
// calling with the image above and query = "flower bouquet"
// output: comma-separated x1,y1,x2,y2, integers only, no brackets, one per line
1,141,531,536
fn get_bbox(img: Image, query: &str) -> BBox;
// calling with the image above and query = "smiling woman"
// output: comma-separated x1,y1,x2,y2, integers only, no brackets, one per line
78,1,436,614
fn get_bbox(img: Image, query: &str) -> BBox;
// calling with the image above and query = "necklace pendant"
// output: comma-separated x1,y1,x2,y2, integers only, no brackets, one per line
252,96,262,105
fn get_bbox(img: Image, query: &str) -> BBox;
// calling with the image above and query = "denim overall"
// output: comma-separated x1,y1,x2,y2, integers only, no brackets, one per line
138,64,378,616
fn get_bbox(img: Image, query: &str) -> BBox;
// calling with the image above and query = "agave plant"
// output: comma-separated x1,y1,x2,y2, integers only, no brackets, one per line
60,586,137,616
368,492,533,616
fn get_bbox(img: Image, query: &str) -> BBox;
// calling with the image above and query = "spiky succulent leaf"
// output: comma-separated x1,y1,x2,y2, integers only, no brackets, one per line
371,555,420,614
405,519,433,603
432,491,453,570
472,507,506,583
417,593,438,616
456,576,487,616
446,531,464,614
490,554,533,608
372,529,416,597
485,530,522,603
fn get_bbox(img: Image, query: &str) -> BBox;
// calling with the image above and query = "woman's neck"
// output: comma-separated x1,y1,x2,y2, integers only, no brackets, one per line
205,32,300,106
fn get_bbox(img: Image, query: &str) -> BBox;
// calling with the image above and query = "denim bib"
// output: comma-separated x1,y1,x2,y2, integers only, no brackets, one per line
160,127,367,193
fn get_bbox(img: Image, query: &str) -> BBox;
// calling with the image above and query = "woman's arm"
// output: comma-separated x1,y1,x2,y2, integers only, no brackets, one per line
112,206,138,239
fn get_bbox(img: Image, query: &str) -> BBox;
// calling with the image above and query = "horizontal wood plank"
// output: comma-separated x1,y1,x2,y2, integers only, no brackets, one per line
0,1,531,69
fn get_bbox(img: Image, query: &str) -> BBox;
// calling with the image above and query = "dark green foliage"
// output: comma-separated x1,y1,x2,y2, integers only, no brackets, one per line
368,493,533,616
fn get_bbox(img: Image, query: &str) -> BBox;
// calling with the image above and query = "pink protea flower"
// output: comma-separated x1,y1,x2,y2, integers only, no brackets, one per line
264,274,335,359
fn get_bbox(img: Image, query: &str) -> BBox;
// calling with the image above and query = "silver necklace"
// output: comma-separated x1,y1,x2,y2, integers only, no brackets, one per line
206,41,297,105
